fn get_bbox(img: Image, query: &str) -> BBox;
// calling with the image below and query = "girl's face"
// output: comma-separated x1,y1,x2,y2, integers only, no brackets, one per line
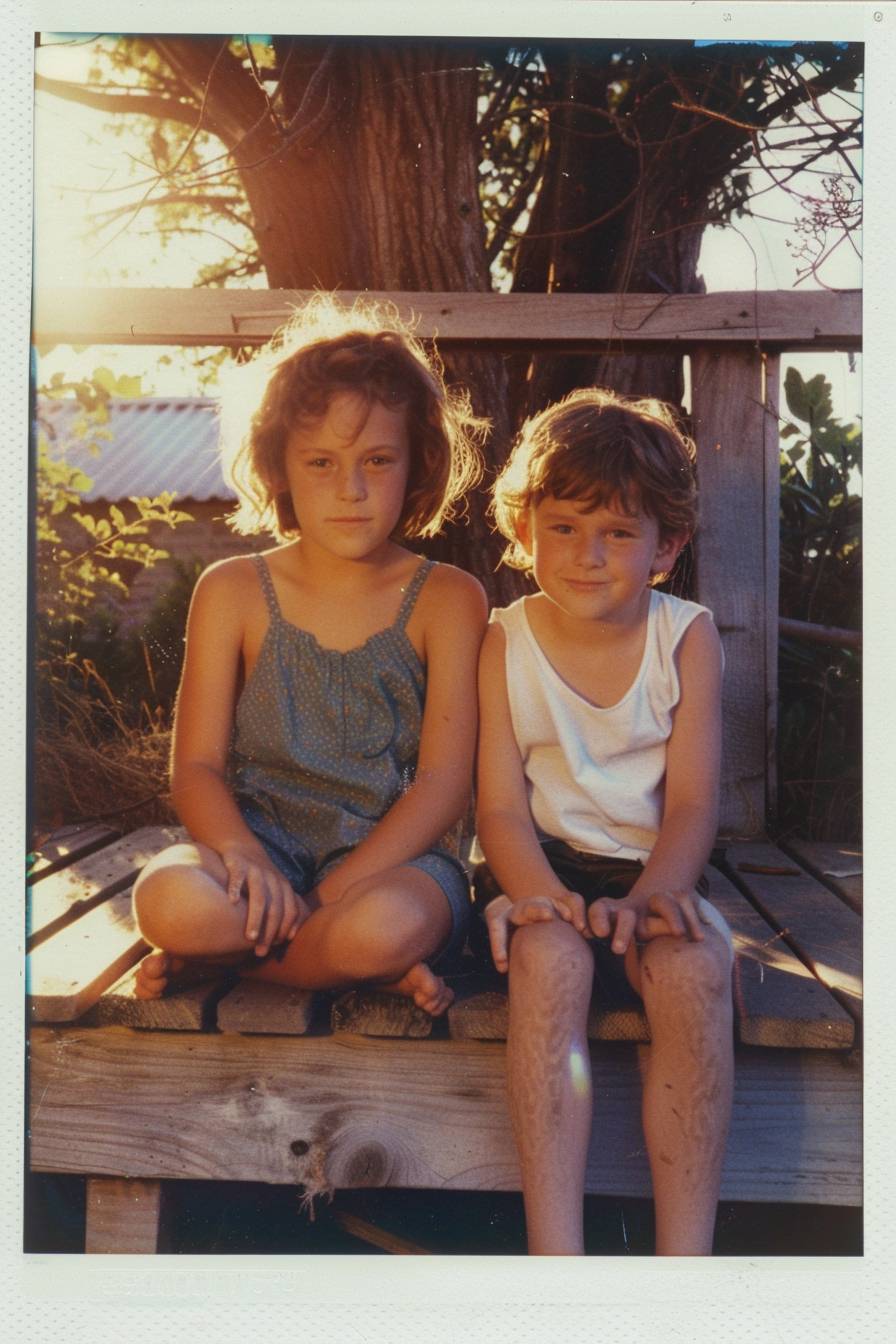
517,493,684,626
281,391,410,560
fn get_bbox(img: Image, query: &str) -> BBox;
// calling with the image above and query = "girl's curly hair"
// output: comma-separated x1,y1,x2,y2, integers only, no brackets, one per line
220,294,487,540
492,387,698,573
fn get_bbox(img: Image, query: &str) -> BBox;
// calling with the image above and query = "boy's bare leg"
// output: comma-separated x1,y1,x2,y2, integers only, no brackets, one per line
133,846,454,1013
627,926,734,1255
506,920,594,1255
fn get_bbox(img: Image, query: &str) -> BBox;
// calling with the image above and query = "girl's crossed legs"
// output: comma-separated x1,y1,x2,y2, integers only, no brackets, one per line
132,842,461,1014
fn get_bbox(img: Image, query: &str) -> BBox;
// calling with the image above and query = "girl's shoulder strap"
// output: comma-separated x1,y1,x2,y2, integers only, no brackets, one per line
251,553,282,619
395,558,435,629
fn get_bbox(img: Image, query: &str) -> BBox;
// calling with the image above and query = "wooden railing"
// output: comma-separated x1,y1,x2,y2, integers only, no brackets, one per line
32,286,862,837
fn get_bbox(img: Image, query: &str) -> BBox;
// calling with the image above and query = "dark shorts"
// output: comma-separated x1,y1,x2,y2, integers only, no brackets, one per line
471,839,710,1004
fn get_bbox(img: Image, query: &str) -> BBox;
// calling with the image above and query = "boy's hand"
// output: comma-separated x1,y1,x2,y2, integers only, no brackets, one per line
484,890,587,973
587,888,709,956
219,842,310,956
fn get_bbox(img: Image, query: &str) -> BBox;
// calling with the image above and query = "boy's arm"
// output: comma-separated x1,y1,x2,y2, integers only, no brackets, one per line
171,560,306,953
314,566,488,902
476,622,588,967
588,611,723,953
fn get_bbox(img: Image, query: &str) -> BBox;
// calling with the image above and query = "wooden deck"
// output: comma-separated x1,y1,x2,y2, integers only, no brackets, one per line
26,823,862,1253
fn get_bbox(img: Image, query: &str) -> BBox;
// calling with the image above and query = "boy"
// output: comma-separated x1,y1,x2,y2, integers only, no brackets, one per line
475,388,734,1255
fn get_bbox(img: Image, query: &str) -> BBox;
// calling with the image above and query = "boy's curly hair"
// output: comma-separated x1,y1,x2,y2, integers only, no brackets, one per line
492,387,698,572
220,294,486,540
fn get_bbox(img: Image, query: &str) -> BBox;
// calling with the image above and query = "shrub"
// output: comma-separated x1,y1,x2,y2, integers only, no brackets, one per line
776,367,861,841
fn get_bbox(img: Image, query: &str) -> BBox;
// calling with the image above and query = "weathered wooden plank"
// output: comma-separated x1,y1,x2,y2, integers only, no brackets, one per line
705,865,853,1049
331,989,433,1038
85,1176,163,1254
32,287,862,350
27,823,120,883
28,1028,862,1206
781,839,863,913
692,348,777,836
763,352,781,822
217,980,316,1035
82,962,229,1031
27,824,185,947
27,887,147,1023
725,841,862,1025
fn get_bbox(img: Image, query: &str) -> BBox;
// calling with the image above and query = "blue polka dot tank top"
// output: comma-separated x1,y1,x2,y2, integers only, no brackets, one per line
228,554,434,880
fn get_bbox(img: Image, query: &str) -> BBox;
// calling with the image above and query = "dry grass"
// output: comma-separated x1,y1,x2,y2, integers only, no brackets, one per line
33,725,176,838
33,657,178,842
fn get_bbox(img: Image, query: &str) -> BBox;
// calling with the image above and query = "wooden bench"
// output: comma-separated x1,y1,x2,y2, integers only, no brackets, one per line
27,821,862,1253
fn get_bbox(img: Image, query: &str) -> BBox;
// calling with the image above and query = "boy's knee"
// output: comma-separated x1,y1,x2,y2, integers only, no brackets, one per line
510,920,593,987
640,929,731,1002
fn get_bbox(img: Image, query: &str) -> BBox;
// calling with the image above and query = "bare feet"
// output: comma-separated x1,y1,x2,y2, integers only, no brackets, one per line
133,950,243,999
134,951,185,1000
379,961,454,1016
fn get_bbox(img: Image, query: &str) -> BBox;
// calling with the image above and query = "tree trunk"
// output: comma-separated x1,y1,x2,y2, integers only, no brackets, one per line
154,37,524,603
511,49,746,414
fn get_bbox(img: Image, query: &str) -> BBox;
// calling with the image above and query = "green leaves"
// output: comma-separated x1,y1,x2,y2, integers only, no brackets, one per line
34,368,192,623
777,364,861,840
783,367,833,427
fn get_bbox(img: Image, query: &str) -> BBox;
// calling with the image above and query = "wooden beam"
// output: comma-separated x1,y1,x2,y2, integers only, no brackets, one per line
85,1176,164,1254
779,616,862,650
29,1027,861,1206
32,288,862,350
691,349,779,835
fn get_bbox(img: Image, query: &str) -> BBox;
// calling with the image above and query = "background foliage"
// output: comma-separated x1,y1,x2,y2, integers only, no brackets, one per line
777,367,861,840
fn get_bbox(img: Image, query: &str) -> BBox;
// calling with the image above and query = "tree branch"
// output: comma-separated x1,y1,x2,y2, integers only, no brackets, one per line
35,73,197,126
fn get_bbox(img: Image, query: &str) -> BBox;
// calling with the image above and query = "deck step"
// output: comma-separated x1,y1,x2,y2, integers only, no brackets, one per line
27,825,185,947
27,823,121,883
27,887,148,1023
83,963,231,1031
724,841,862,1030
331,989,433,1038
707,864,854,1048
217,980,316,1035
780,839,863,914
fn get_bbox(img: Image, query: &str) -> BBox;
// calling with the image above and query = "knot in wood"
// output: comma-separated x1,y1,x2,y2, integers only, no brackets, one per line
342,1140,391,1188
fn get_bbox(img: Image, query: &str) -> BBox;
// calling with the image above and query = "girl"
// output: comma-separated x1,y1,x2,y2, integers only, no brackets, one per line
133,297,488,1016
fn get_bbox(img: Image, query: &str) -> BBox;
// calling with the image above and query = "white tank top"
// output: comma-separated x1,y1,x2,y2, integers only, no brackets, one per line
493,589,713,862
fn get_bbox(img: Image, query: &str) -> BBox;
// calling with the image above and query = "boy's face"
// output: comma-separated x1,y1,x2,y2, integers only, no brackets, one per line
518,494,685,624
280,391,410,559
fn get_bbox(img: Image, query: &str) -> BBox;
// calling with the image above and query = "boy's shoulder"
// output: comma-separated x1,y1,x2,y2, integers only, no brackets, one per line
649,588,715,633
487,594,529,630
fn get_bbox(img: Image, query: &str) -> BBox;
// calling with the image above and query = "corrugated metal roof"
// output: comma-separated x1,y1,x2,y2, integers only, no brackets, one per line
37,397,234,502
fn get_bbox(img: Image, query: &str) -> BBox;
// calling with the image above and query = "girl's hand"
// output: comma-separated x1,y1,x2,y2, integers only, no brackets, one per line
219,843,309,956
587,888,708,956
485,890,587,973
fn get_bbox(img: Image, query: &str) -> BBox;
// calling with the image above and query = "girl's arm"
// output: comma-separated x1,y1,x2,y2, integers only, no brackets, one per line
171,559,306,953
588,611,723,953
315,566,488,902
475,622,589,967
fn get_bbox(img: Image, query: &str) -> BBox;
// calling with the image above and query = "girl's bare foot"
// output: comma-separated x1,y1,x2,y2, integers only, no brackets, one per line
134,951,185,1000
134,950,244,998
380,961,454,1016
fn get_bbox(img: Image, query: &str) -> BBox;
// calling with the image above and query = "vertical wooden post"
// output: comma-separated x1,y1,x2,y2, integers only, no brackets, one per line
85,1176,164,1253
691,347,780,836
